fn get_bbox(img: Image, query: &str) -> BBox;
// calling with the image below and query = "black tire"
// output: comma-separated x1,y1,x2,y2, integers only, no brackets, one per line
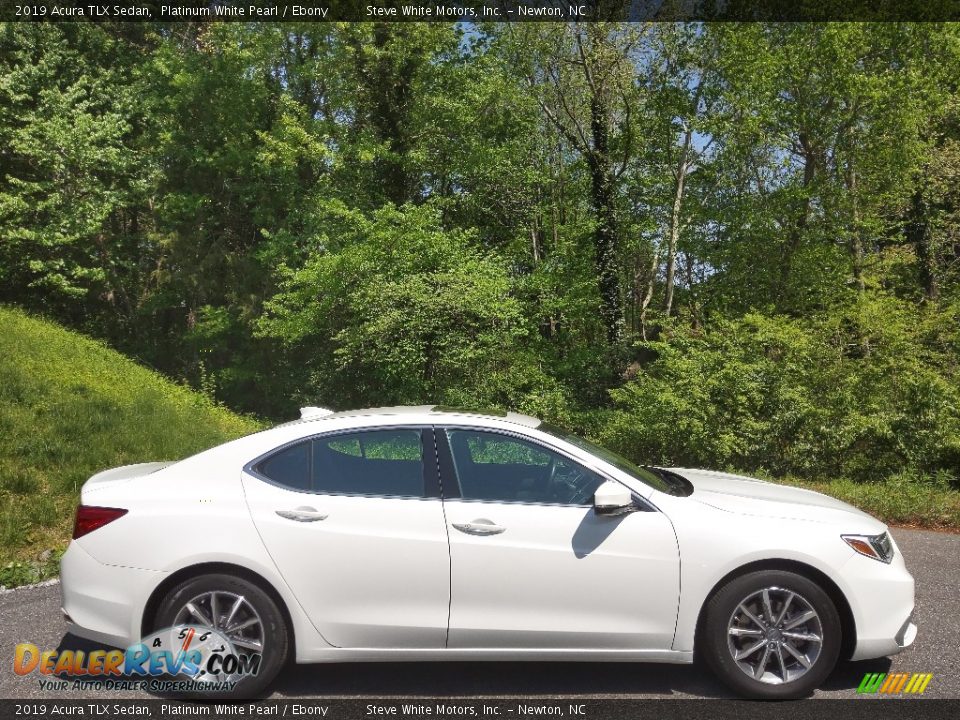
154,573,289,699
702,570,842,699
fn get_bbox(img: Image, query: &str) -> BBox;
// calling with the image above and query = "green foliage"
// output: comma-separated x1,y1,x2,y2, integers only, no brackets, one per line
259,202,569,413
0,24,154,315
0,306,262,571
602,294,960,485
0,549,63,590
2,23,960,531
781,473,960,531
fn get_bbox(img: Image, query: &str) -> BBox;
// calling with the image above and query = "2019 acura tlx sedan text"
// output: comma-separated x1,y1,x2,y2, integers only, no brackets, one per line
60,405,916,699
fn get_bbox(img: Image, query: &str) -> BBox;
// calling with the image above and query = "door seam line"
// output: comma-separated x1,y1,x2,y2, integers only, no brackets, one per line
433,426,454,649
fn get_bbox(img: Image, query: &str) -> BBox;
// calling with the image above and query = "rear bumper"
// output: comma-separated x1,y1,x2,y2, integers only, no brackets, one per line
60,541,165,649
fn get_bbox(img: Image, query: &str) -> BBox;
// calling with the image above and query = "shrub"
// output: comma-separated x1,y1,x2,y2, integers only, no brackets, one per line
601,294,960,486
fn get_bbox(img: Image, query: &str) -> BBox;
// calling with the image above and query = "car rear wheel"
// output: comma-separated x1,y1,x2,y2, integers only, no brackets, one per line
154,573,289,699
702,570,842,699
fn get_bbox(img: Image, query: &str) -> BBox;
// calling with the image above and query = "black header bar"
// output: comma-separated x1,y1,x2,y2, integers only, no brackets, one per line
2,0,960,22
0,699,960,720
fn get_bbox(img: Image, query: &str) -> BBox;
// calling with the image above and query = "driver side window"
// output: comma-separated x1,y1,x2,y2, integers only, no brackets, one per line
445,430,604,506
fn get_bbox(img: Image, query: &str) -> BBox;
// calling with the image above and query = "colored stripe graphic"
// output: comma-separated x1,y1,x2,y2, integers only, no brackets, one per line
858,673,886,693
858,672,933,694
880,673,900,693
908,674,933,694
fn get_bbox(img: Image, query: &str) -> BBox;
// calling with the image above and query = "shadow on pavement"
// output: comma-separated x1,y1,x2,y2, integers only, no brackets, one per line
272,660,735,698
52,633,124,687
55,632,734,698
53,632,887,699
822,658,893,692
56,633,108,656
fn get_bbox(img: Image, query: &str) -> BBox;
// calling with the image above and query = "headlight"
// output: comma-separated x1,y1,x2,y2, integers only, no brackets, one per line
842,532,895,563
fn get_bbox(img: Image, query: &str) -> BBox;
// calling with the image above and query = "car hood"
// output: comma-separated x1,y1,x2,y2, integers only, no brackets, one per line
668,467,880,527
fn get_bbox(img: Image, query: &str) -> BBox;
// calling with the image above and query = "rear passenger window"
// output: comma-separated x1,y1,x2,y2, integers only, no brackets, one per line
314,429,424,496
254,429,425,498
257,441,311,491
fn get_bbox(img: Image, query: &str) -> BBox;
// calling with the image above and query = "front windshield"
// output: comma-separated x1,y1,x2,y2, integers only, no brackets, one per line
538,423,687,496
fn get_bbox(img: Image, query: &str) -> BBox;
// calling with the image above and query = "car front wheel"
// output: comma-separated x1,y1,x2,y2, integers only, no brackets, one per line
702,569,842,699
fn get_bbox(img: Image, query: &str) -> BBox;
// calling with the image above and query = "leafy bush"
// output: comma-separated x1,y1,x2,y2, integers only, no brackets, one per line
781,473,960,530
259,202,571,416
601,294,960,486
0,549,63,590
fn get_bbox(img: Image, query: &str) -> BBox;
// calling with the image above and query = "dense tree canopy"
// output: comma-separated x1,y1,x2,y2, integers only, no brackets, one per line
2,21,960,486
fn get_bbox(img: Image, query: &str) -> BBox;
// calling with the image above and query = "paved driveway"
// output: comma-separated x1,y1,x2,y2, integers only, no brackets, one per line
2,528,956,699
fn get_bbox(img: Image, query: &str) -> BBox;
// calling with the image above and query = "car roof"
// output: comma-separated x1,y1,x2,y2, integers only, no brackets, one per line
290,405,542,429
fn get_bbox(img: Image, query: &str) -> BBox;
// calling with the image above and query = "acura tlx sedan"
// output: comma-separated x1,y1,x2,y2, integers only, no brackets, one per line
61,406,916,699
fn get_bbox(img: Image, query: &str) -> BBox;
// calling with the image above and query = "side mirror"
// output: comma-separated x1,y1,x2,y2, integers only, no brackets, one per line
593,480,636,516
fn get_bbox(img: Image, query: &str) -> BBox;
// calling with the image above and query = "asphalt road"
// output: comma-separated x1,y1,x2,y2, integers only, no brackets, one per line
1,528,957,700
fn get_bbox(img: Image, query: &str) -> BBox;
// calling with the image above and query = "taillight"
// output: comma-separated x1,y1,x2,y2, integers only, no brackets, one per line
73,506,128,539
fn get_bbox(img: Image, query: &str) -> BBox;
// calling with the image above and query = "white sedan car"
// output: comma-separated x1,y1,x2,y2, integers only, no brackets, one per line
61,406,916,699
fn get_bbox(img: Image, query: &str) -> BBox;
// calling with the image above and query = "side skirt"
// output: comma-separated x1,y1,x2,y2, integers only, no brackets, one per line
295,647,694,664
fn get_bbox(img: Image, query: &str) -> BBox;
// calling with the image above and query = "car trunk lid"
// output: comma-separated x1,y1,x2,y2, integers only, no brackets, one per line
80,461,175,502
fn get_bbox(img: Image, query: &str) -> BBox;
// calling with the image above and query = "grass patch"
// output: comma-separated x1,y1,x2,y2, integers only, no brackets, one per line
776,474,960,531
0,306,264,587
0,548,63,589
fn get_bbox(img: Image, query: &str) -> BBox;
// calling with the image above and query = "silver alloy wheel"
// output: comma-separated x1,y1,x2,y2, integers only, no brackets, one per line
173,591,264,683
726,586,823,685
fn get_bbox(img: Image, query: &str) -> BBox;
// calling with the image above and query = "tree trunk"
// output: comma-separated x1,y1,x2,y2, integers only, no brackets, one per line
683,250,701,329
587,94,624,344
531,185,543,265
777,135,816,306
908,189,939,301
351,24,416,206
637,243,661,341
847,162,865,293
663,124,693,316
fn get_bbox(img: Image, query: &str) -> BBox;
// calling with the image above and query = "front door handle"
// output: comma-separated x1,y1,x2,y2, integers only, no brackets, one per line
452,519,506,536
276,506,328,522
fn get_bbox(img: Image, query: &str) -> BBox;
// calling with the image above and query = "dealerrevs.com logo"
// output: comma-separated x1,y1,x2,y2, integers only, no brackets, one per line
857,672,934,695
13,625,259,693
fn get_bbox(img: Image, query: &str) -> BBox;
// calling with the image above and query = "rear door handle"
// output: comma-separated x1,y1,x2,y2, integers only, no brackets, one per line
452,519,506,536
276,506,328,522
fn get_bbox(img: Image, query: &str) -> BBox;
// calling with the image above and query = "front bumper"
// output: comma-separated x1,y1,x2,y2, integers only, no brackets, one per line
59,541,166,649
896,617,918,651
841,543,916,661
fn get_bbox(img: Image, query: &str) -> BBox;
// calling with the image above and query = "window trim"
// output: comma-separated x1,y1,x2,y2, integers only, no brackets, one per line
435,425,656,511
244,425,441,501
